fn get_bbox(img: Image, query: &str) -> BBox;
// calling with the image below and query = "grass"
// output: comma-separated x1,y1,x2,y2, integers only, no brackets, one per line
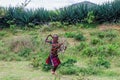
0,61,78,80
0,23,120,80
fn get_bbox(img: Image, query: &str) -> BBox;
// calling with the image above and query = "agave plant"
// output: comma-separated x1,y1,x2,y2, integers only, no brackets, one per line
1,0,120,27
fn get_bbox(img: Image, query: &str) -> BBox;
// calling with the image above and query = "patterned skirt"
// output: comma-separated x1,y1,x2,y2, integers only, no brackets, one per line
46,54,61,67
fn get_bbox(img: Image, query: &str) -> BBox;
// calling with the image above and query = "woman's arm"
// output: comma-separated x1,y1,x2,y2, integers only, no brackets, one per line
45,34,53,43
57,43,63,48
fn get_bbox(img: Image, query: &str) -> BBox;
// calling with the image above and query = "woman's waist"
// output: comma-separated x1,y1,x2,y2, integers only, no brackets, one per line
50,52,58,56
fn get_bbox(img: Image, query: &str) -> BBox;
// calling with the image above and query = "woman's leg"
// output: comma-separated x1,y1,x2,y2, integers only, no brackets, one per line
51,66,58,74
52,66,58,72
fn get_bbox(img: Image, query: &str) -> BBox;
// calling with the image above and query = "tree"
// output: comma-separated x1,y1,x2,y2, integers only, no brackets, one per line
20,0,32,9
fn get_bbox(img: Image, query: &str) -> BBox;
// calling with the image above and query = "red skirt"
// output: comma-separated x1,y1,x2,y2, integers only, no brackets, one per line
46,54,61,67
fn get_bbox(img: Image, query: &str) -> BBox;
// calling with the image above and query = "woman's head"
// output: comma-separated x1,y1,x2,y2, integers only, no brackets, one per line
52,34,59,43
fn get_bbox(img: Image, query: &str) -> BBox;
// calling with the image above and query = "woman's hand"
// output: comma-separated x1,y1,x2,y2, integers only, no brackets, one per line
48,34,53,38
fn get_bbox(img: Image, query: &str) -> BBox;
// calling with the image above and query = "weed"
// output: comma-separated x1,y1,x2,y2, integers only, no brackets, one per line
0,31,7,37
91,37,102,45
18,48,31,57
95,56,110,68
75,42,88,51
0,53,22,61
40,25,53,32
65,32,75,38
74,33,86,41
82,47,97,57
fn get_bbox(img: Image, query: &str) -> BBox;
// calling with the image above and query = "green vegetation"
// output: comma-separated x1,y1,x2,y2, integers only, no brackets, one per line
65,32,86,41
0,0,120,80
0,0,120,28
0,23,120,80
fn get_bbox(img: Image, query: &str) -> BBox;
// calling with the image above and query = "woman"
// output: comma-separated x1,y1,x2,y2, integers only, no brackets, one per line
45,34,63,74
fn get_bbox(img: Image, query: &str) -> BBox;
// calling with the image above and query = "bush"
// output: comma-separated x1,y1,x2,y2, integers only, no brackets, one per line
64,32,75,38
40,25,53,32
79,66,102,75
97,44,118,56
0,53,22,61
75,42,88,51
74,33,86,41
59,66,79,75
49,22,62,28
61,59,77,67
1,0,120,27
28,23,35,27
63,26,68,31
105,30,118,41
7,36,34,53
91,30,118,40
84,11,95,24
82,47,97,57
0,31,7,37
59,59,78,75
18,48,32,57
0,40,9,54
97,32,105,38
41,63,52,71
91,37,102,45
65,32,86,41
106,44,118,56
94,56,110,68
10,24,16,31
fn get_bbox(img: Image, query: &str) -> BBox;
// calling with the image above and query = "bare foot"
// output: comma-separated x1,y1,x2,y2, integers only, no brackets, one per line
51,70,57,75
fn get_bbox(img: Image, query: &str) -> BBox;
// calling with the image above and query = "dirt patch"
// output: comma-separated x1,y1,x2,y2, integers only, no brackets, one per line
98,24,120,31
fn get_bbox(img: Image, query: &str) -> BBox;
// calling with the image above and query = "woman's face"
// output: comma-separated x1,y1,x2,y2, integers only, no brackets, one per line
53,37,58,43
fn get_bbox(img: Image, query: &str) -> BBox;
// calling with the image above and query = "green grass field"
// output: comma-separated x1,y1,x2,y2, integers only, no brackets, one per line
0,23,120,80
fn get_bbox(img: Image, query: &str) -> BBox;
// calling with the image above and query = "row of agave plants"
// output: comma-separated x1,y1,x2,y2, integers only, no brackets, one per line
0,0,120,28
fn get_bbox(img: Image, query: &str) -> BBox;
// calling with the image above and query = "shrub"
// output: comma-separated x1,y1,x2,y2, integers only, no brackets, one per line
97,44,118,56
82,47,97,57
61,59,77,67
49,22,62,28
97,32,105,38
95,56,110,68
7,36,34,53
0,53,22,61
0,31,7,37
74,33,86,41
1,0,120,27
106,44,118,56
75,42,88,51
91,30,118,40
59,59,78,75
63,26,68,31
28,23,35,27
0,40,9,54
79,66,102,75
84,11,95,24
91,37,101,45
81,43,119,57
105,30,118,41
64,32,75,38
59,66,78,75
42,63,52,71
40,25,53,32
18,48,32,57
31,52,52,70
10,24,16,31
31,51,50,69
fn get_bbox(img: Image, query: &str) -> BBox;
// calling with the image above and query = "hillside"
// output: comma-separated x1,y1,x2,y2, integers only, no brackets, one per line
71,1,97,8
0,23,120,80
